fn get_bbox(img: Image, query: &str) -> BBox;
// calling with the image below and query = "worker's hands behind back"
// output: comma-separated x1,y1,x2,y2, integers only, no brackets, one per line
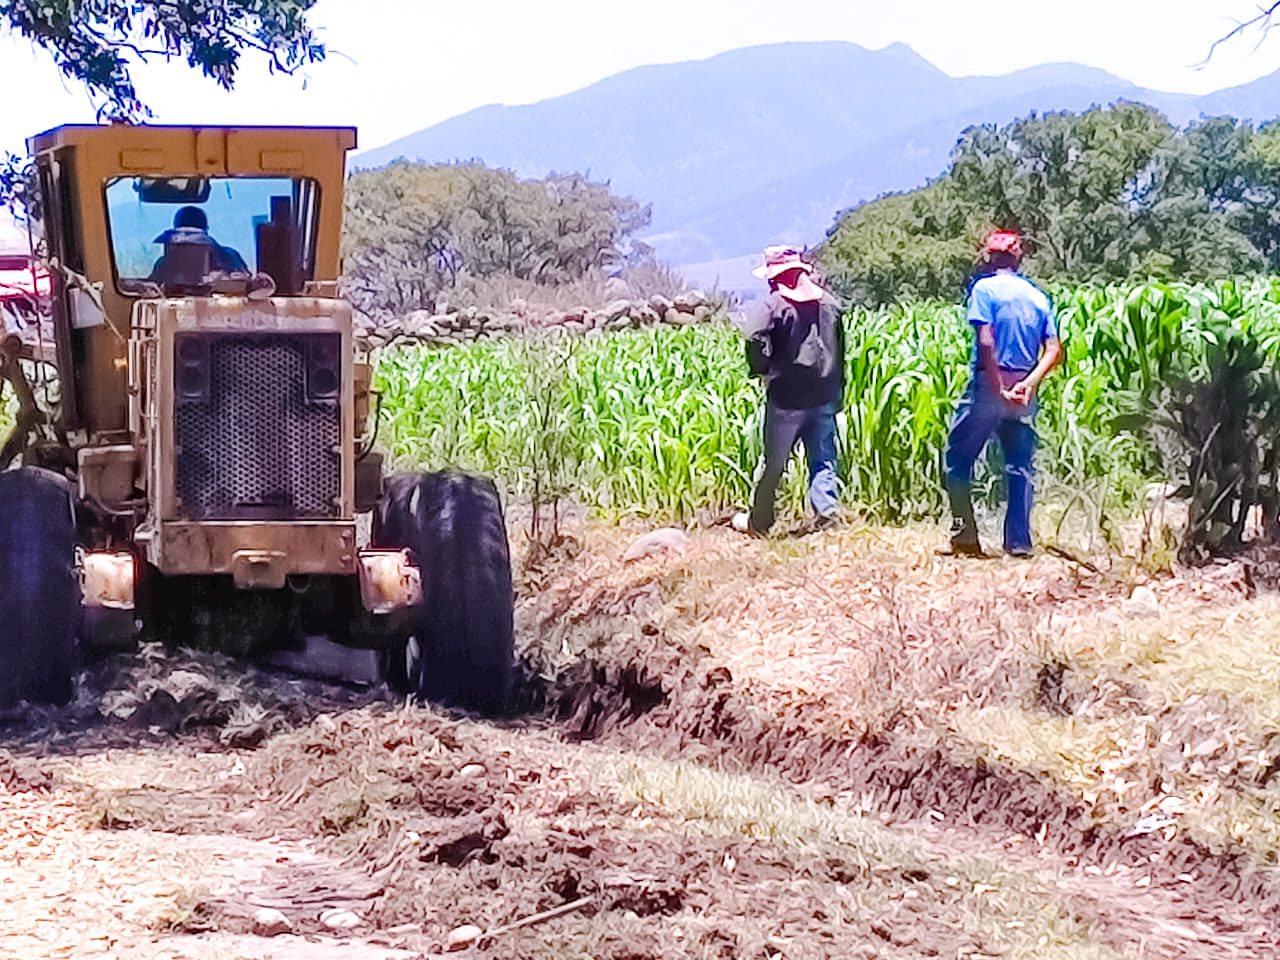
1001,379,1036,408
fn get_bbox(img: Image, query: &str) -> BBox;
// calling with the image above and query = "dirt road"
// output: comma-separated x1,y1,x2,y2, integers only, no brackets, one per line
3,520,1278,959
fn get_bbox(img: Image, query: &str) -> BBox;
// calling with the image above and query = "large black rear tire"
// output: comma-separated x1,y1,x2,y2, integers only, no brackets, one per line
0,468,78,709
372,471,514,716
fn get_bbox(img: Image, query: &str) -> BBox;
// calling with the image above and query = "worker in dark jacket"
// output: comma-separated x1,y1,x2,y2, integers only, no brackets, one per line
149,205,249,281
733,246,845,535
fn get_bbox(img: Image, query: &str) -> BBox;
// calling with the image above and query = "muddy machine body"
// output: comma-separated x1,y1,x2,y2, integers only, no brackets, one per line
0,125,513,714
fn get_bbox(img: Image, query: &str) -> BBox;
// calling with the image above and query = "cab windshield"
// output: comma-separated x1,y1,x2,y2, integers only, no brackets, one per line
104,176,319,295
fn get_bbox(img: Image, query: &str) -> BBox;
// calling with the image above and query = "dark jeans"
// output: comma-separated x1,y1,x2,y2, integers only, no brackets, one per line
750,400,839,533
944,383,1037,553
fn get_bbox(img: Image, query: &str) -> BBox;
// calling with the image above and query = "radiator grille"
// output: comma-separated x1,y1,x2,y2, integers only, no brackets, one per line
174,333,341,520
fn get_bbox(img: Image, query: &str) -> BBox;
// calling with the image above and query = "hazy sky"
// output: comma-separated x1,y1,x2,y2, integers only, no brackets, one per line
3,0,1280,157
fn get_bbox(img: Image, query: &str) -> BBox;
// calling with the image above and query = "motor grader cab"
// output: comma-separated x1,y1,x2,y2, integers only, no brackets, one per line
0,125,514,715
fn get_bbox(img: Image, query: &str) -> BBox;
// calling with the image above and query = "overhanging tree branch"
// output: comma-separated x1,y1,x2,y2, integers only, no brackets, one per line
1203,2,1280,64
0,0,325,120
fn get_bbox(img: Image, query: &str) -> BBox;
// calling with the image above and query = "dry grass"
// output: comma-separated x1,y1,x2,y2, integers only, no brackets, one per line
1068,597,1280,727
0,787,211,955
958,595,1280,866
11,704,1121,960
543,518,1076,737
513,515,1280,957
525,514,1280,862
604,751,1124,960
5,516,1280,958
949,702,1280,862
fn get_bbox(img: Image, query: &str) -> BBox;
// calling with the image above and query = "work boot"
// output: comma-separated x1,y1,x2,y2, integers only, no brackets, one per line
944,538,987,558
941,516,985,558
811,509,842,532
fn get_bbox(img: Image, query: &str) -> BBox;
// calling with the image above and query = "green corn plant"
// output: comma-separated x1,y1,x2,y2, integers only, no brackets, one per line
370,280,1280,530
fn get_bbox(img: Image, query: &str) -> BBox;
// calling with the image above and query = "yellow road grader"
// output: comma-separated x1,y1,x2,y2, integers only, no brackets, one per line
0,125,513,715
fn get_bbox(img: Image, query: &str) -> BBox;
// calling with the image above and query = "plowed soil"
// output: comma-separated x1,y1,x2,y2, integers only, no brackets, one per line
3,518,1279,959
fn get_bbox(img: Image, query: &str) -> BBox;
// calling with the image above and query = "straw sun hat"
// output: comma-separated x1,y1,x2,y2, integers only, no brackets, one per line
751,245,824,303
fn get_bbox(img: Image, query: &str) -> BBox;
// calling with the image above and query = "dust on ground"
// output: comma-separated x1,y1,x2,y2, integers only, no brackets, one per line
3,516,1280,959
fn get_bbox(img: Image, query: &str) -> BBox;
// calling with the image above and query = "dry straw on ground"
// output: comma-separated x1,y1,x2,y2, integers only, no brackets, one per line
2,517,1278,958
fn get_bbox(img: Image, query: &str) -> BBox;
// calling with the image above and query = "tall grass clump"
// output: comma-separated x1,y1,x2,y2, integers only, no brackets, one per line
373,278,1280,525
376,325,761,519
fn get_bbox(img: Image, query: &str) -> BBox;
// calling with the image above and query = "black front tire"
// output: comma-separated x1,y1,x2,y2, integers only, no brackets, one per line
372,471,515,716
0,468,78,709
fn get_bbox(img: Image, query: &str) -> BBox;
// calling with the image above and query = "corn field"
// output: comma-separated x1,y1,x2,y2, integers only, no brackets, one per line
374,279,1280,522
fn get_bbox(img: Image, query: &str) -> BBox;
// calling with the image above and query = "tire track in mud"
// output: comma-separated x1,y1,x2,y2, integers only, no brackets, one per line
3,532,1277,958
523,586,1280,960
3,632,1273,959
7,702,1029,960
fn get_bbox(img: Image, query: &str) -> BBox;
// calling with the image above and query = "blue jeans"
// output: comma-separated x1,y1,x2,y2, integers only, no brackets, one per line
944,383,1037,554
750,400,839,533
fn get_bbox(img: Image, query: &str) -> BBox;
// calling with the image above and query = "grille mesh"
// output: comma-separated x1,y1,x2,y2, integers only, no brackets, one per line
174,333,341,520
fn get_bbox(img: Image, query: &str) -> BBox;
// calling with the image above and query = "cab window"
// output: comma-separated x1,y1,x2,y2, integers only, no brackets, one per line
104,176,320,295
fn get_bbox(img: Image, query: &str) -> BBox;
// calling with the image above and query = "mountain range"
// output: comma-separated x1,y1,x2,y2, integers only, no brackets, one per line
355,41,1280,291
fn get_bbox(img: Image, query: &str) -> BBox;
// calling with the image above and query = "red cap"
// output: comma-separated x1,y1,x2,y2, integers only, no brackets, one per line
982,231,1024,259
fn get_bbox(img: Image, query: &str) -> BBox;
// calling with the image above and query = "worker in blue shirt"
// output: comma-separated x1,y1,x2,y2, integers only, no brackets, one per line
944,231,1062,557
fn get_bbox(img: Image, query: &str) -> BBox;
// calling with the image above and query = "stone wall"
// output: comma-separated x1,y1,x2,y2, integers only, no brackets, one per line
355,290,723,348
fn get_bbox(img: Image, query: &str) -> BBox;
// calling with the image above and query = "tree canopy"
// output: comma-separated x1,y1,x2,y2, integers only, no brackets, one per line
342,161,653,317
1,0,323,119
820,104,1280,304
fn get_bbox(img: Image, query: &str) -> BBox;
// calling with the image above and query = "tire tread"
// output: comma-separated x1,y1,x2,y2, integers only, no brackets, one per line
373,470,514,715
